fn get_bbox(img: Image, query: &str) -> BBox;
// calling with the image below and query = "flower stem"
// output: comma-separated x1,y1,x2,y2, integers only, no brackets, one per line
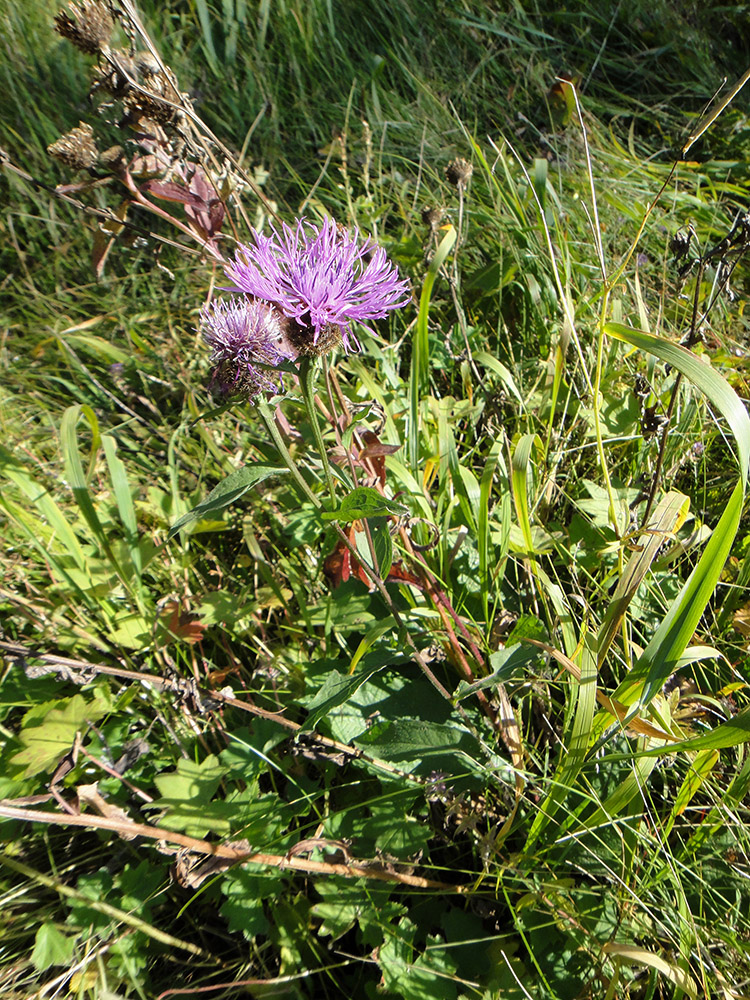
298,356,338,507
255,397,321,508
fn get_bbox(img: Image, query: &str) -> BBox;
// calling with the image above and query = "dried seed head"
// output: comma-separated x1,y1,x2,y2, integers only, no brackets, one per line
47,121,99,171
90,49,136,98
54,0,113,54
122,63,181,127
133,51,162,77
123,91,177,128
99,144,125,171
421,205,445,231
445,157,473,188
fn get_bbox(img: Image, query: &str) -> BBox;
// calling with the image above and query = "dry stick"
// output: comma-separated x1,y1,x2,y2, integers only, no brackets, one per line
0,853,213,959
155,964,355,1000
0,639,423,789
0,805,467,893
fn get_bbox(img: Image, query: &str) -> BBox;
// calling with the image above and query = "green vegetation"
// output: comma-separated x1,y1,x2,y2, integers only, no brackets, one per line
3,1,750,997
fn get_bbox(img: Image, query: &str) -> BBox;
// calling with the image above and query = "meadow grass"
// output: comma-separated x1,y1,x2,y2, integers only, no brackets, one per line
2,1,750,998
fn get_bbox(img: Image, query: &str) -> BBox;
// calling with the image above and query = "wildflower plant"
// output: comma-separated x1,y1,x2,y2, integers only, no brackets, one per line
7,2,750,999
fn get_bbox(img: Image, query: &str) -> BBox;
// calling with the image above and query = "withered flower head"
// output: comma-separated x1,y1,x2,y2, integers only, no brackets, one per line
421,205,445,231
122,62,181,127
90,49,136,99
54,0,113,55
133,51,162,77
99,144,125,171
47,121,99,171
445,157,473,189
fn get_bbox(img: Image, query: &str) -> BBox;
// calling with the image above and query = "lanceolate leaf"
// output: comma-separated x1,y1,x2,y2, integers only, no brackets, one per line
605,323,750,714
408,225,457,469
168,465,289,537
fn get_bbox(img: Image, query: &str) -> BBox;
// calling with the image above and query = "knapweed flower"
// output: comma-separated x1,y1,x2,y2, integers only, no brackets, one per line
200,297,294,398
225,216,410,354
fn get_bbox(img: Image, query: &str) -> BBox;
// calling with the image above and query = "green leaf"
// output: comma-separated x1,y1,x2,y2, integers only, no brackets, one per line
511,433,542,567
320,486,408,522
454,643,539,700
379,917,458,1000
102,434,142,587
354,719,482,772
299,664,388,733
168,465,289,537
31,924,76,972
152,755,226,813
409,225,457,468
606,323,750,487
10,694,109,778
605,324,750,716
220,865,283,940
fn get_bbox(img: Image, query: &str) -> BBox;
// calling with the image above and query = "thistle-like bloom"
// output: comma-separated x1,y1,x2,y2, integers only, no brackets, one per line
200,297,294,398
225,217,410,352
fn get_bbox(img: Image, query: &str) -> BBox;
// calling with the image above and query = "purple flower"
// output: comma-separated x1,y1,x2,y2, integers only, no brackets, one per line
224,217,410,351
200,297,294,398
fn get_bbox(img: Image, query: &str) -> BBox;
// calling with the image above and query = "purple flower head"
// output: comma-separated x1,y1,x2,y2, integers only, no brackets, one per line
200,296,294,399
225,217,410,352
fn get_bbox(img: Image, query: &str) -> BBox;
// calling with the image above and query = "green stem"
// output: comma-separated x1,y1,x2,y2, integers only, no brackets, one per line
298,355,338,506
255,398,321,508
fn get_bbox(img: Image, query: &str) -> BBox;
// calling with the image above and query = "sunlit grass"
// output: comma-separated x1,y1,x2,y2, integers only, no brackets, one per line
2,1,750,998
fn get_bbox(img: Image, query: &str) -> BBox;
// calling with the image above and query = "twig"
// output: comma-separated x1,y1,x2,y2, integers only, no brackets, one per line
0,804,468,893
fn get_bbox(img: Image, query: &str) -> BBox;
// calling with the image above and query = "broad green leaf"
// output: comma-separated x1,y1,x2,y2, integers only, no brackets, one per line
354,718,482,767
168,465,288,537
298,663,388,733
454,644,539,700
31,924,76,972
320,486,408,522
10,694,109,778
152,754,226,805
379,918,458,1000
